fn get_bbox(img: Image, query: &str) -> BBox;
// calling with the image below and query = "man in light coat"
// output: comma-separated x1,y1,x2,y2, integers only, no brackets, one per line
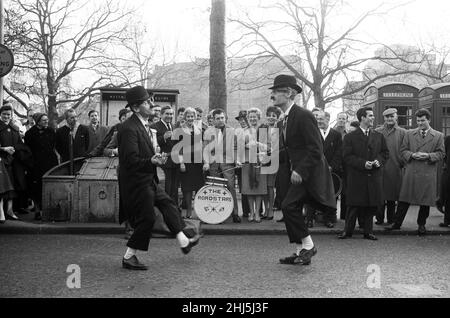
375,108,406,225
386,108,445,235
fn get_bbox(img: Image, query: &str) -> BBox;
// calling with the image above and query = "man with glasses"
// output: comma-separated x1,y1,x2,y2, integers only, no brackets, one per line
271,75,336,266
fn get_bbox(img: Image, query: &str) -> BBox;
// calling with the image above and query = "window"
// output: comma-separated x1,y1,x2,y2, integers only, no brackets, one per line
385,105,413,129
442,106,450,136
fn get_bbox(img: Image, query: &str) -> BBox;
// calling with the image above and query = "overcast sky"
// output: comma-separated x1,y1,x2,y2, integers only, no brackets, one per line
134,0,450,63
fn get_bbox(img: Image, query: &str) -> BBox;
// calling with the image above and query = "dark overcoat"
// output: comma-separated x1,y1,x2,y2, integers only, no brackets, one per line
117,114,158,225
55,125,90,163
0,121,31,192
343,128,389,207
323,128,343,175
278,105,336,210
24,126,58,180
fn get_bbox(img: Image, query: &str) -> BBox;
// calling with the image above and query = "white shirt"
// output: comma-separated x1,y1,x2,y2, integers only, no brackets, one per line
321,126,331,140
360,127,370,136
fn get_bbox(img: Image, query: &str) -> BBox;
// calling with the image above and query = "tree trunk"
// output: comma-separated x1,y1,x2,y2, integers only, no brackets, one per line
209,0,227,112
313,87,326,110
47,81,59,130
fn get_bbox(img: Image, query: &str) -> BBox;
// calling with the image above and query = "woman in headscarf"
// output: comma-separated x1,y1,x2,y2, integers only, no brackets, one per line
24,113,58,220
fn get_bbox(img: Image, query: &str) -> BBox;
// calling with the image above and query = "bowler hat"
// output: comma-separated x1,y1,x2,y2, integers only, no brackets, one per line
383,108,397,116
125,86,151,108
269,75,302,94
235,110,248,121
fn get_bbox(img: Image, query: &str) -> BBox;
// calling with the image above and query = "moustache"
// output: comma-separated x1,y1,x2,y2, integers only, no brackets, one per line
270,96,275,101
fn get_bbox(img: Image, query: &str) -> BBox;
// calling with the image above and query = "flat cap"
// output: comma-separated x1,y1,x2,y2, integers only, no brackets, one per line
383,108,397,116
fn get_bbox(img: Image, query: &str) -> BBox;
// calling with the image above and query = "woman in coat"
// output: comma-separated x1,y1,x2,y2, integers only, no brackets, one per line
240,108,267,223
178,108,205,219
24,113,59,220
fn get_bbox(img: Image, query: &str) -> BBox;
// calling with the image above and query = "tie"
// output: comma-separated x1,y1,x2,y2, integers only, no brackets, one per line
365,129,369,137
144,123,154,150
422,130,426,139
282,116,288,142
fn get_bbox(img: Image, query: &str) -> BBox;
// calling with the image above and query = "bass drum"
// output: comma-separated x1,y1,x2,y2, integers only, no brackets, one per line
332,172,342,198
194,185,234,225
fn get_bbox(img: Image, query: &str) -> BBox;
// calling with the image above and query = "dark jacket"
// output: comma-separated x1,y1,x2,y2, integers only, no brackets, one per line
343,128,389,207
89,124,120,157
0,121,32,191
323,128,343,175
117,114,158,225
55,125,90,163
152,120,178,169
87,124,109,154
278,105,336,210
24,126,59,179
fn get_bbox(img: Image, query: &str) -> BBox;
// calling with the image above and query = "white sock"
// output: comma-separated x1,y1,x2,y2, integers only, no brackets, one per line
176,232,190,248
301,236,314,251
124,248,136,260
296,244,303,256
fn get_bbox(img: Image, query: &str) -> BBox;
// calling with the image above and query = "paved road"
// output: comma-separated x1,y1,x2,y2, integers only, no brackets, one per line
0,234,449,298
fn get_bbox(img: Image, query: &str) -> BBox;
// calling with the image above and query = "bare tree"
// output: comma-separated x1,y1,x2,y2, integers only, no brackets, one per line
209,0,227,111
229,0,431,110
4,0,134,125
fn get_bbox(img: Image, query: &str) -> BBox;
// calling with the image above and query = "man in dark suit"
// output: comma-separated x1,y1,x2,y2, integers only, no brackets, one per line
272,75,336,266
339,107,389,241
152,106,180,207
118,86,199,271
306,109,342,228
55,108,90,163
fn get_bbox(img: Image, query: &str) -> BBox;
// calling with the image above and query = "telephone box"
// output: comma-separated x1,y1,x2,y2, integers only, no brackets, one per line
419,83,450,136
363,82,419,129
99,87,180,126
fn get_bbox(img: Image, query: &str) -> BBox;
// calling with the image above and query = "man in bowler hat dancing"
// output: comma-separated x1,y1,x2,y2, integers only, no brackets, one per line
272,75,336,265
118,86,200,270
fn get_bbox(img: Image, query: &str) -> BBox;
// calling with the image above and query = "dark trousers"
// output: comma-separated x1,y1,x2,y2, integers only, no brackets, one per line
340,194,347,220
163,167,179,208
376,201,396,224
445,200,450,224
394,202,430,227
236,168,250,217
344,206,376,235
281,183,311,243
127,183,185,251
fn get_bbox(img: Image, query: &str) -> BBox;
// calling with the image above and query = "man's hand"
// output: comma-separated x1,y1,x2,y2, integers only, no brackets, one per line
164,131,172,141
372,160,381,168
291,171,303,185
3,146,15,156
151,154,164,166
180,163,186,173
365,161,373,170
412,152,429,161
203,163,210,172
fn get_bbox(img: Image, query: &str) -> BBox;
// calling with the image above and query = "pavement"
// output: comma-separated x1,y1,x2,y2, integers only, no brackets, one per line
1,203,450,236
1,234,449,298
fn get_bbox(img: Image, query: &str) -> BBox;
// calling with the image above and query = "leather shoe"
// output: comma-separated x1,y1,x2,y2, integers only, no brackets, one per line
307,220,314,228
439,222,449,228
276,218,284,223
297,246,318,265
418,225,427,236
232,215,241,223
122,256,148,270
279,253,300,264
324,222,334,228
375,221,384,225
364,234,378,241
181,235,200,255
338,233,352,239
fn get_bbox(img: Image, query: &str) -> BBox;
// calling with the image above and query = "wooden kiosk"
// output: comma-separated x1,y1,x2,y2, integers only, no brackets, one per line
363,82,419,129
99,87,180,126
